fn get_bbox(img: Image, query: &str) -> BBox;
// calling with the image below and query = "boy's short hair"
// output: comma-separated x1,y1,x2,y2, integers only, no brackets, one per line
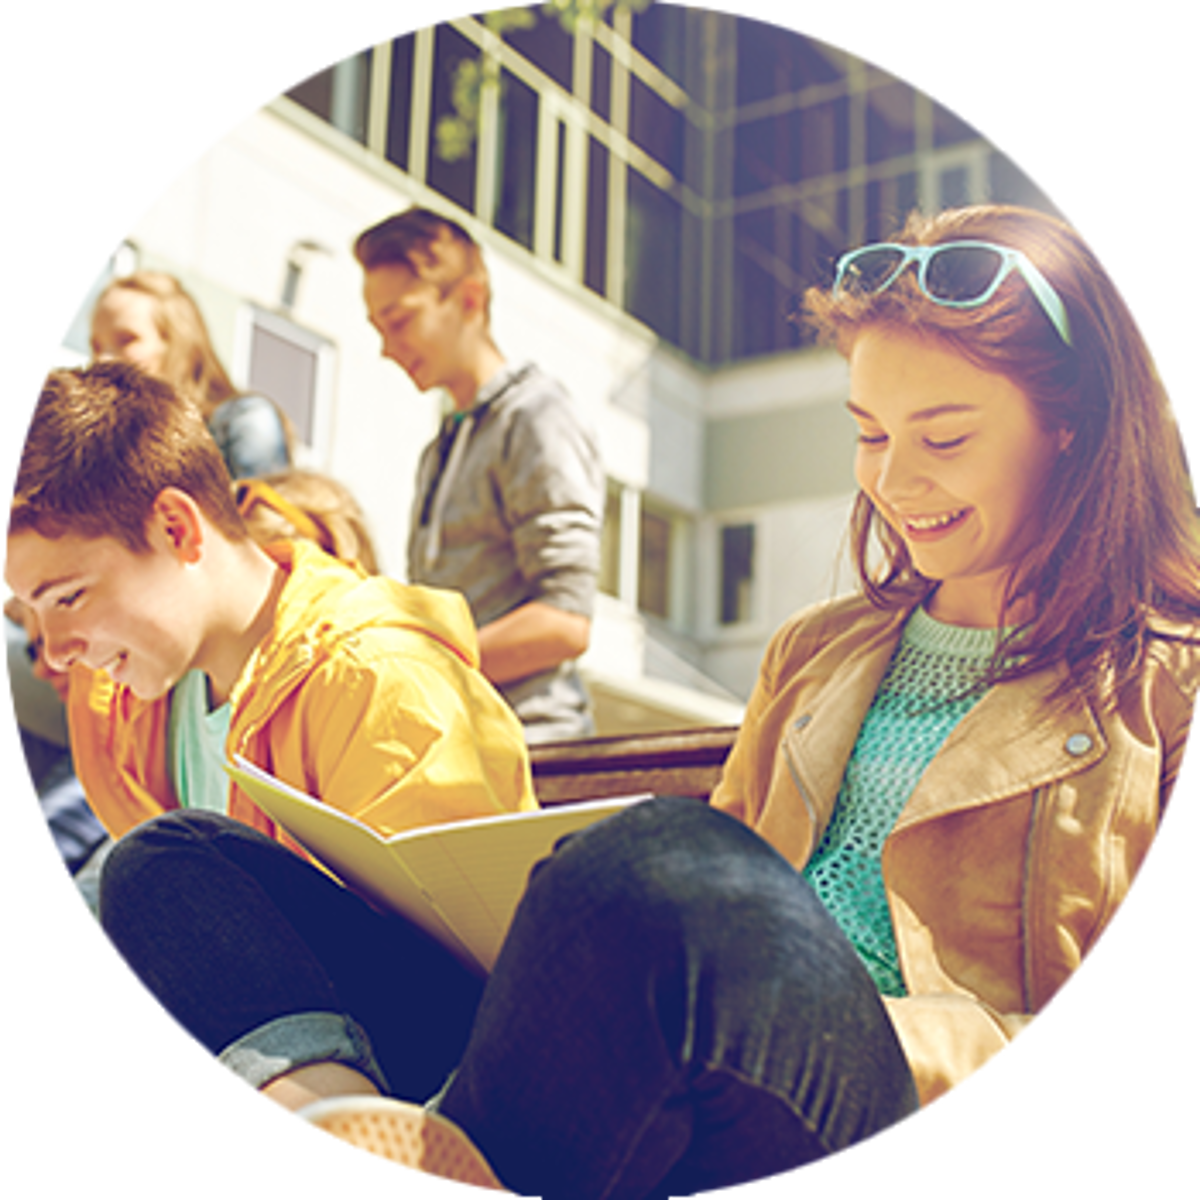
9,362,247,552
354,206,490,313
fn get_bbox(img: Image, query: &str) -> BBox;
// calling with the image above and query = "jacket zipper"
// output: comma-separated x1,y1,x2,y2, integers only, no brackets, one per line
1020,784,1048,1012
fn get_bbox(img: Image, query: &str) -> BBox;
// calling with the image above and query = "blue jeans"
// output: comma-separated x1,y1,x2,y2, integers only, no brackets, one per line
100,799,916,1197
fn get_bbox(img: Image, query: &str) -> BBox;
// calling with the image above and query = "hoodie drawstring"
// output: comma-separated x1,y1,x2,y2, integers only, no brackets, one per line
421,412,475,572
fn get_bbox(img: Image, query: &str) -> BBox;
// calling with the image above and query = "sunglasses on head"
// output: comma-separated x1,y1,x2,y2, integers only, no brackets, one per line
832,239,1073,347
234,479,325,546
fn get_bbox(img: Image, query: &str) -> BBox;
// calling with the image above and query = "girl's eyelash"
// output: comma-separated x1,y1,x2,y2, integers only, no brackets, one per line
57,588,84,609
855,431,969,449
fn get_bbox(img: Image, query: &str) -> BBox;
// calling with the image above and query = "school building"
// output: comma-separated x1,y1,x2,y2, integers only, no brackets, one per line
53,3,1059,734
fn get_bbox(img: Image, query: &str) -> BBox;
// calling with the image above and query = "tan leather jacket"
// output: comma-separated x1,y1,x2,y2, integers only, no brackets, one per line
711,594,1200,1105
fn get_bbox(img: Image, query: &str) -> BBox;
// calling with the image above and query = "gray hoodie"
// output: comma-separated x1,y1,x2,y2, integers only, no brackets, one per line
408,361,604,742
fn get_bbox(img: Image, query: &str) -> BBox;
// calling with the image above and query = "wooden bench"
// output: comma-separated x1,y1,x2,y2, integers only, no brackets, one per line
528,725,739,807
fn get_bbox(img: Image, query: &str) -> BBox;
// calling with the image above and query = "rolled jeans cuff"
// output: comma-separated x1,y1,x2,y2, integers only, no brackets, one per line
218,1011,391,1094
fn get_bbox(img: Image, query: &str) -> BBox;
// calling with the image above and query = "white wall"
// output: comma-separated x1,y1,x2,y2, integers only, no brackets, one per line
699,492,857,698
696,347,859,697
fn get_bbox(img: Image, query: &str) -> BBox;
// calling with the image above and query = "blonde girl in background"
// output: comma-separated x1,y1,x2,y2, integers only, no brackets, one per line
90,270,294,479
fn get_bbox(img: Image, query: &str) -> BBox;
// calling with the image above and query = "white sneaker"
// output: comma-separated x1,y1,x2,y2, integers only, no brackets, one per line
300,1095,506,1190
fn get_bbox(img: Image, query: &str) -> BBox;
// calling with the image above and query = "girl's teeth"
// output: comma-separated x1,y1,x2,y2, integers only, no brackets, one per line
909,511,962,530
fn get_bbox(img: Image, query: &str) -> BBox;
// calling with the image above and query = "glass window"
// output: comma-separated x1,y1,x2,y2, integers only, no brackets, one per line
734,112,792,197
800,97,849,179
791,34,848,89
428,24,479,213
734,206,774,267
939,165,970,209
731,205,835,356
553,119,568,263
733,195,846,357
734,21,776,107
932,100,978,148
286,51,372,144
631,2,689,86
385,33,416,172
734,100,847,198
625,169,682,344
585,136,609,296
638,506,672,619
677,205,704,361
494,68,539,250
244,316,319,448
897,170,920,218
502,7,573,91
719,523,755,625
865,172,920,244
629,76,684,176
279,56,336,122
866,82,915,164
795,199,842,287
591,41,611,120
989,152,1063,215
736,19,844,106
732,243,775,361
599,482,623,598
333,43,369,144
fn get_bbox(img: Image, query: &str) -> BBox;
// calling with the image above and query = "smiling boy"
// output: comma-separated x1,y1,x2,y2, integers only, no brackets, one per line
6,362,534,843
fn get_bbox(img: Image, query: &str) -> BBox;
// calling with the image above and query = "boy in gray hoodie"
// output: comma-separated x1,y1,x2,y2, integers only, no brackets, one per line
356,207,604,743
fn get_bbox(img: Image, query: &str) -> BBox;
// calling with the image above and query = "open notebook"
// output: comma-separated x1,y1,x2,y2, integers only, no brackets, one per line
226,755,648,974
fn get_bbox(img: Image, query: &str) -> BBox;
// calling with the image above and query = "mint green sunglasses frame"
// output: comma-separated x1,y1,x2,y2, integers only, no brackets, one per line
833,240,1073,347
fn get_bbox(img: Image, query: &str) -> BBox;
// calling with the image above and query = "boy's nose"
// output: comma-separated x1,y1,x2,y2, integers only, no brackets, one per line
40,628,82,673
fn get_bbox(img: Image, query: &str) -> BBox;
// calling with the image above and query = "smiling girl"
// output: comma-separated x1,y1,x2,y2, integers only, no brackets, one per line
806,205,1200,692
375,205,1200,1191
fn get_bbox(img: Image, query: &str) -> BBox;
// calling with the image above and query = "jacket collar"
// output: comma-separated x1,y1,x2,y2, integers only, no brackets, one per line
782,602,1106,838
894,665,1104,831
468,359,535,416
781,604,902,838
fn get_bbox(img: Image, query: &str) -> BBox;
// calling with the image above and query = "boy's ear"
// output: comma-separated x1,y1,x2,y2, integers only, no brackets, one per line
151,487,205,565
459,273,489,319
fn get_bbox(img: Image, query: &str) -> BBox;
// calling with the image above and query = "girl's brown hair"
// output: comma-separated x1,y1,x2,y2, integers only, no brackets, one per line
234,470,380,574
805,203,1200,705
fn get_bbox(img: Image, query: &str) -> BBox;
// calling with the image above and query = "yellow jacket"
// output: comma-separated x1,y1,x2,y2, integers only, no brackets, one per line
69,539,536,842
711,593,1200,1105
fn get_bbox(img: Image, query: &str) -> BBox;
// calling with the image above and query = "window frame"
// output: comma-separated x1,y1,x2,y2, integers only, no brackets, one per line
232,304,337,464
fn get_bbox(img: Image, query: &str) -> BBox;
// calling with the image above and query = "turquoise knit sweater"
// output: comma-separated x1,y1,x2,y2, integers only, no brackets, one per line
801,606,1001,996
